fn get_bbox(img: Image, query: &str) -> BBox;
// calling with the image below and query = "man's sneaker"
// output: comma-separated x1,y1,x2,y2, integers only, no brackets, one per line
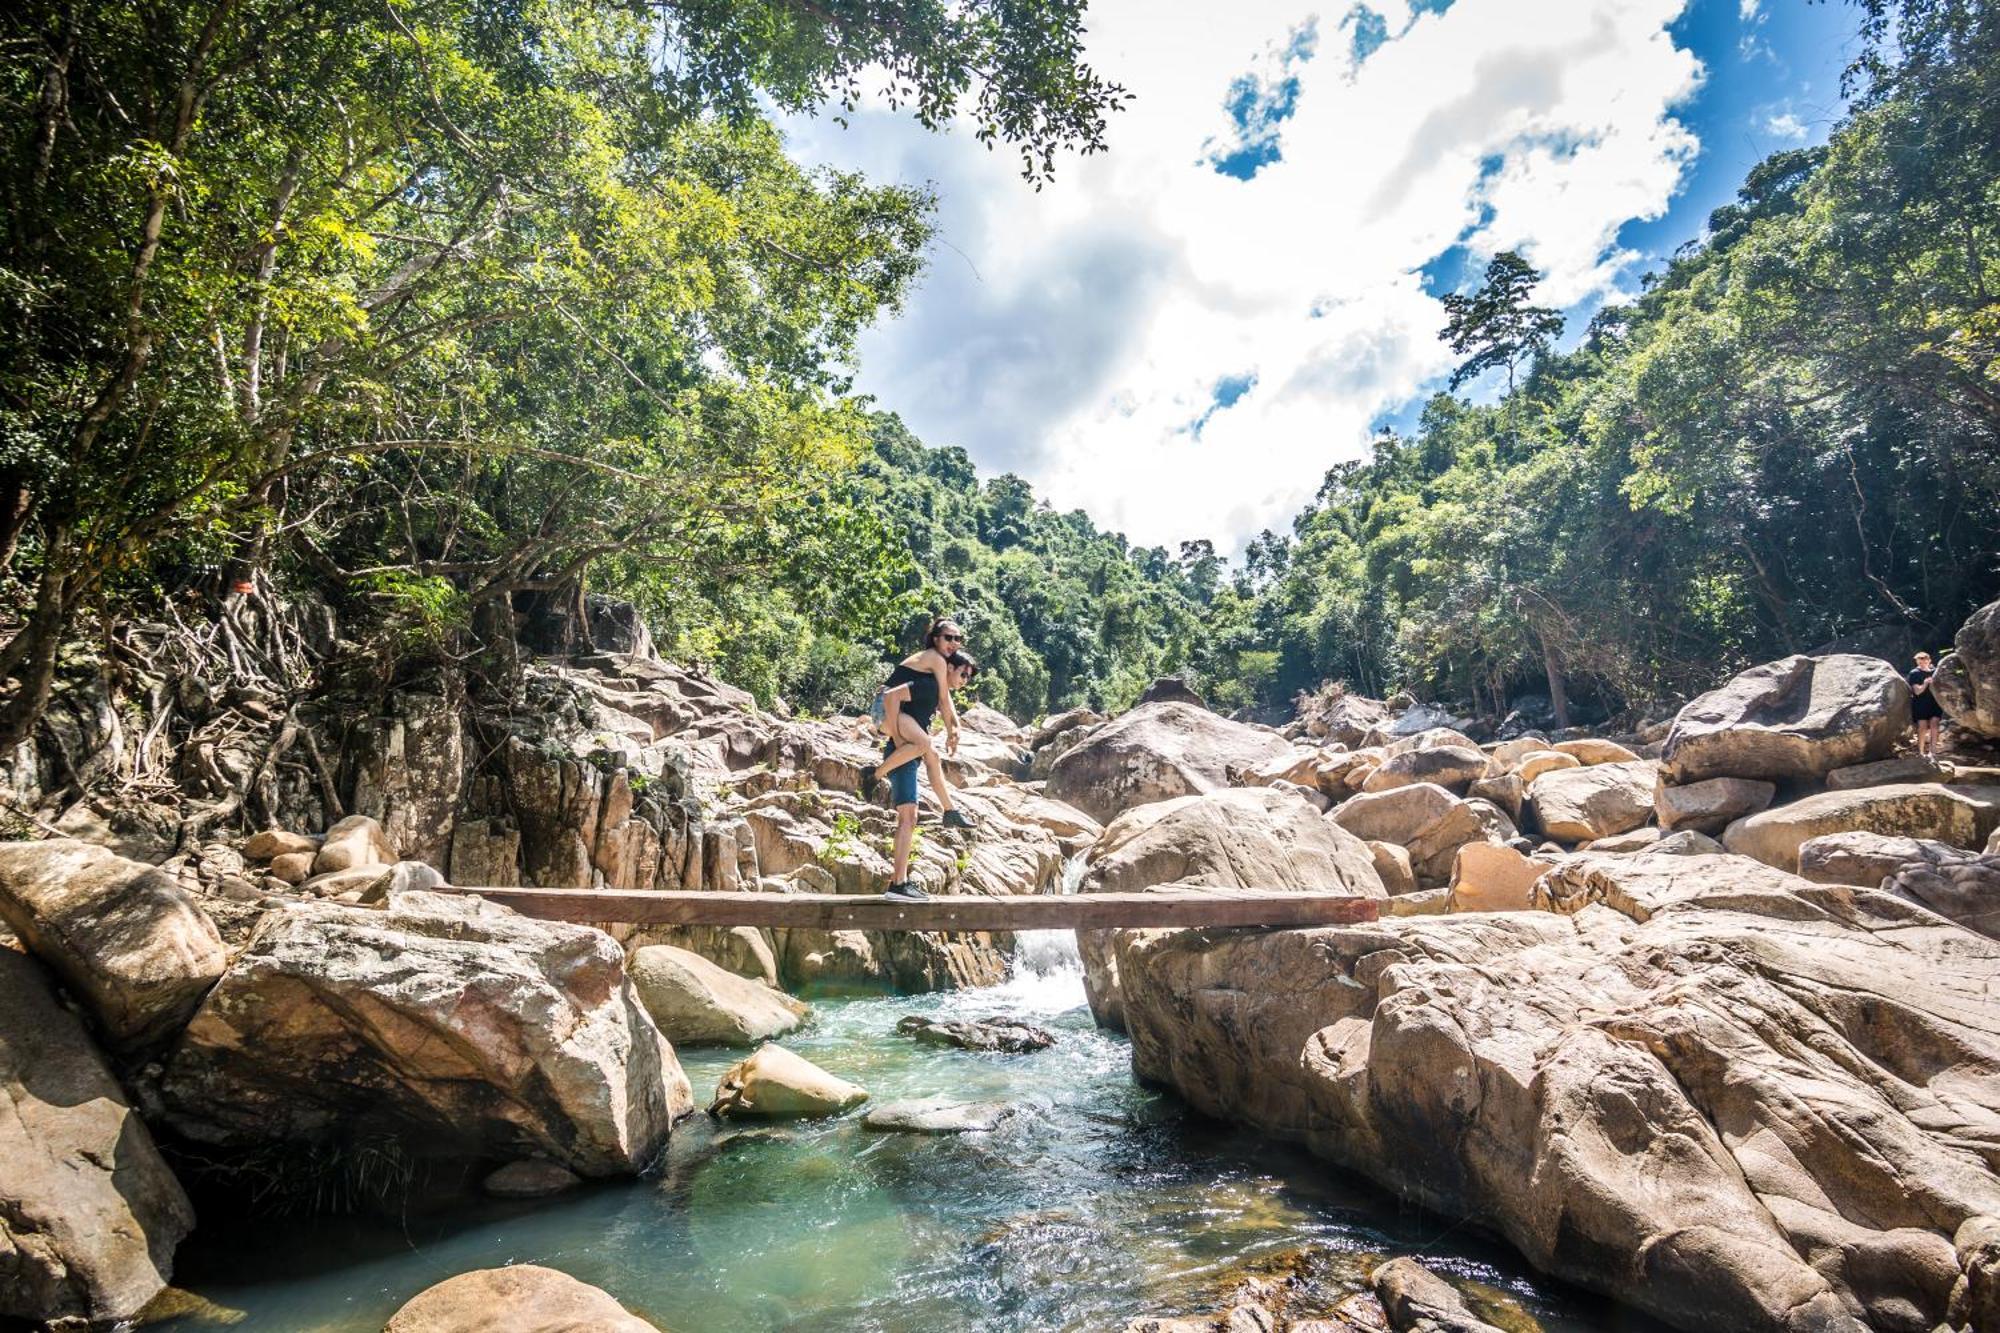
883,881,930,902
941,809,976,830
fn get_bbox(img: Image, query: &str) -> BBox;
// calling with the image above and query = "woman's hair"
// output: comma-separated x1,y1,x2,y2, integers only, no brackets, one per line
946,650,980,681
924,618,964,651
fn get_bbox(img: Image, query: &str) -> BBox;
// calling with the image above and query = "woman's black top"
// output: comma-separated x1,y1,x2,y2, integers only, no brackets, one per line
885,661,941,730
1910,667,1944,720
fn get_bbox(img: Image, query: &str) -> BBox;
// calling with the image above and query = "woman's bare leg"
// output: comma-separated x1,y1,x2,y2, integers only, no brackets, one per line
919,744,955,813
878,713,932,776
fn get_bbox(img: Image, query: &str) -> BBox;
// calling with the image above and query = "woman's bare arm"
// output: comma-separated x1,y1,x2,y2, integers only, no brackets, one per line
931,657,960,753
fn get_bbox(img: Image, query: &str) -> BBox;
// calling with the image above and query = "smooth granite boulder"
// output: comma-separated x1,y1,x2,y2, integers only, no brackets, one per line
1660,654,1909,785
161,891,689,1176
0,839,226,1049
1108,851,2000,1333
0,949,195,1329
1045,702,1297,824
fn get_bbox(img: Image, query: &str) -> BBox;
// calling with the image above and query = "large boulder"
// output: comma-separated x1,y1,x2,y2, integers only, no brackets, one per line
1328,783,1461,847
1082,786,1385,898
1406,797,1515,888
1796,831,1966,888
1525,761,1656,843
1360,744,1487,795
1513,749,1579,786
311,812,398,875
1553,738,1641,766
1654,776,1776,835
1882,854,2000,941
0,839,226,1049
627,945,807,1046
1933,597,2000,738
1136,676,1207,709
1721,784,2000,872
384,1265,658,1332
707,1044,867,1120
1108,853,2000,1333
1447,842,1557,913
1303,692,1391,746
1045,702,1296,824
161,891,689,1176
1660,654,1910,786
1079,786,1386,1030
1826,755,1946,791
0,949,195,1330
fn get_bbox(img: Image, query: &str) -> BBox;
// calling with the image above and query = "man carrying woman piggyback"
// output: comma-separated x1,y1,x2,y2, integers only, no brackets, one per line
862,618,980,901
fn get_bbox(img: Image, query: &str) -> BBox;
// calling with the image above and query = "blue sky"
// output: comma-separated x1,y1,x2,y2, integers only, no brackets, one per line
783,0,1867,551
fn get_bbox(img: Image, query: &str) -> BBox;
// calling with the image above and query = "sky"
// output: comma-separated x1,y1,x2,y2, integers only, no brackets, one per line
779,0,1861,555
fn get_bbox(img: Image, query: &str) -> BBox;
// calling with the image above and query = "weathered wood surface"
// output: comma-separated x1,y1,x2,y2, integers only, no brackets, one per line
440,886,1382,931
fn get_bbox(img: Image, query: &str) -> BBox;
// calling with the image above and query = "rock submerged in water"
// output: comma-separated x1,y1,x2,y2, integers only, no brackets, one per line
481,1159,582,1199
384,1264,658,1331
862,1097,1023,1134
159,890,690,1177
896,1014,1056,1053
1106,850,2000,1333
1371,1257,1507,1333
708,1043,868,1120
0,948,196,1330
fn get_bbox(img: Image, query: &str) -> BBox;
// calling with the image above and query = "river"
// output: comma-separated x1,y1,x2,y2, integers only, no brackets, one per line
154,930,1656,1331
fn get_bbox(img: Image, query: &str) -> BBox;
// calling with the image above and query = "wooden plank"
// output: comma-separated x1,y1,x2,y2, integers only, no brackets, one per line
438,886,1382,932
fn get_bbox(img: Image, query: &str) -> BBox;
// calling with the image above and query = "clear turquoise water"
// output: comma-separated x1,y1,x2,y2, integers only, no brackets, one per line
153,936,1654,1331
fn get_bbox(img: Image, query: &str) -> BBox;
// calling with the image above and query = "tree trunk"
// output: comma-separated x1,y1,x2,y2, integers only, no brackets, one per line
0,558,71,754
0,475,31,577
1541,638,1571,731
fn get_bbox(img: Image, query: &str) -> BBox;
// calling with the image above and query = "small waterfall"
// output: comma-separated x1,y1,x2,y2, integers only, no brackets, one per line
1011,852,1087,980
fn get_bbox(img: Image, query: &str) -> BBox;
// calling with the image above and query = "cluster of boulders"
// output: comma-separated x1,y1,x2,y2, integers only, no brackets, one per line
0,837,691,1329
0,631,1112,1329
9,590,2000,1331
1056,602,2000,1333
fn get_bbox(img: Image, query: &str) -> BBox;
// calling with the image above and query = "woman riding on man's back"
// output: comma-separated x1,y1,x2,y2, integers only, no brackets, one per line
864,618,979,901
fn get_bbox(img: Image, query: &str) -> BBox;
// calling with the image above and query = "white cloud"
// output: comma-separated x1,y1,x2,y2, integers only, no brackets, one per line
1765,110,1808,139
782,0,1705,551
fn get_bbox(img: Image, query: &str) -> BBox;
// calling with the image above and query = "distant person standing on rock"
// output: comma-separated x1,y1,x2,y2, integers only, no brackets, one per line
864,620,979,901
1909,650,1944,757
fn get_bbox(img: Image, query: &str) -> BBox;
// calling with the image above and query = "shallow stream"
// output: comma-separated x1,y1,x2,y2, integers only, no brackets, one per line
155,932,1657,1331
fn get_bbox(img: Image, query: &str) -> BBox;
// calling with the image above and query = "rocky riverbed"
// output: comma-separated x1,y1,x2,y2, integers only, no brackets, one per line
4,594,2000,1331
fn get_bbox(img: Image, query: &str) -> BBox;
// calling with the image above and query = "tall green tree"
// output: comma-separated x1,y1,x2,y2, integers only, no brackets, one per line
0,0,1126,746
1439,251,1566,396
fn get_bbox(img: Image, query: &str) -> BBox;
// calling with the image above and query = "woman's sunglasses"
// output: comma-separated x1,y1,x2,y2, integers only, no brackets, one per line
940,632,964,643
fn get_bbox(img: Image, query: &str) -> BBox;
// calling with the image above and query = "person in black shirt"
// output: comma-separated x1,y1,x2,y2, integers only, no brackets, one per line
862,619,980,900
1909,650,1943,757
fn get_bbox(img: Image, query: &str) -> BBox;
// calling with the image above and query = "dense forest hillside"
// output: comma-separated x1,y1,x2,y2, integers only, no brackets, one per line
0,0,1993,739
694,0,2000,725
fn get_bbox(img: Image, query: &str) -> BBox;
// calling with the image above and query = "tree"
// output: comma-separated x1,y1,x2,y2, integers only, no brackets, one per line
1439,251,1565,396
651,0,1131,186
0,0,1128,747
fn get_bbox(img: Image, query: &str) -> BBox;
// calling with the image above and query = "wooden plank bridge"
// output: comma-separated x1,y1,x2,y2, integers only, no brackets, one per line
442,886,1381,932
